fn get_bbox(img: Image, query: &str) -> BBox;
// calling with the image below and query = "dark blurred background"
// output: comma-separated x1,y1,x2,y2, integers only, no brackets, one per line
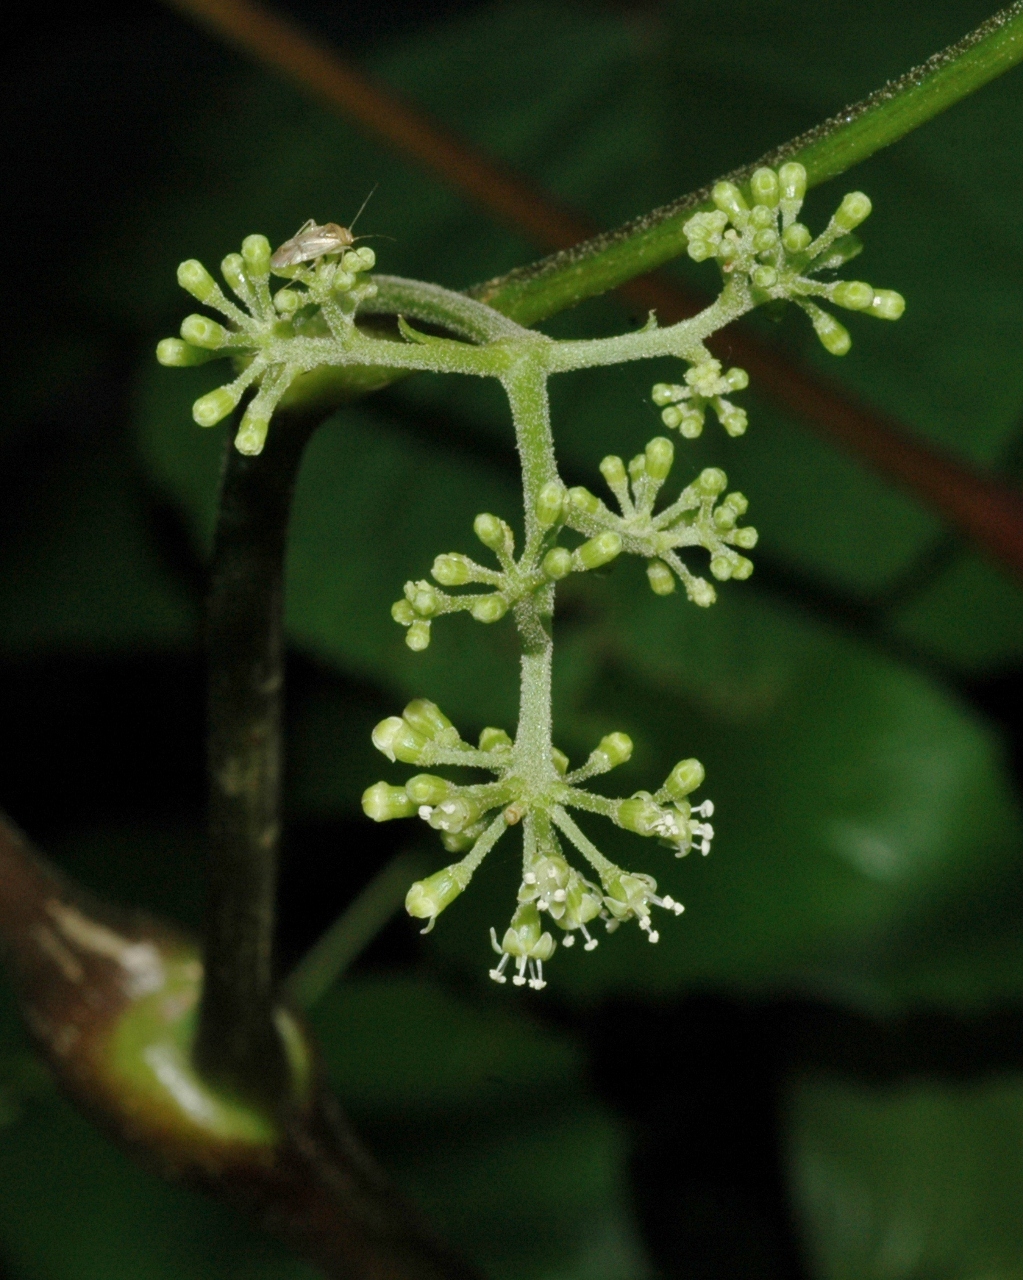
4,2,1023,1278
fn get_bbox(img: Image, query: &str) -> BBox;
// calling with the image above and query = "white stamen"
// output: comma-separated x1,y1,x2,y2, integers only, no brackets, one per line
581,925,598,951
523,872,537,885
693,800,715,818
553,889,567,902
489,953,509,983
418,805,434,821
647,929,660,943
562,933,575,947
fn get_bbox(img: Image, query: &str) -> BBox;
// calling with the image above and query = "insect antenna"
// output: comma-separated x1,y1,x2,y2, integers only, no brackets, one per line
348,184,378,235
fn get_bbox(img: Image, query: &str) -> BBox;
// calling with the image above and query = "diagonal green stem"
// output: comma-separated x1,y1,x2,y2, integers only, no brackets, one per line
471,2,1023,324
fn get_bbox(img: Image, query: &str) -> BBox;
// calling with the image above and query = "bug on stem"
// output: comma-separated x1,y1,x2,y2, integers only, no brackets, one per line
270,219,355,268
270,188,377,269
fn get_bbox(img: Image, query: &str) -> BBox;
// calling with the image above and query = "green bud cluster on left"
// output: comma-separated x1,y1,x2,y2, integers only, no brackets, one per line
157,229,379,456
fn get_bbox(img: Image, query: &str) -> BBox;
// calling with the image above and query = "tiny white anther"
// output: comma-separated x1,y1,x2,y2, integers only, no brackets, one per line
439,801,458,814
562,933,575,947
693,822,714,839
418,805,433,820
512,975,527,986
638,916,651,932
523,872,537,885
647,930,660,944
489,968,507,984
661,895,675,909
584,938,598,951
693,800,715,818
553,889,567,902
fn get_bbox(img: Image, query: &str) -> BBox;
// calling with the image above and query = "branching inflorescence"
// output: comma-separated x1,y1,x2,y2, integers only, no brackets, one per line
160,164,904,989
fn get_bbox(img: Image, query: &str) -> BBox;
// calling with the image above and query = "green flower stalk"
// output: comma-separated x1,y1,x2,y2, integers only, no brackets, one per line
161,164,904,989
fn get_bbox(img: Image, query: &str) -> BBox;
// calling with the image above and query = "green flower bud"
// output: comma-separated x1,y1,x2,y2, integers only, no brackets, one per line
647,559,676,595
651,382,681,407
676,409,704,439
778,162,807,204
751,265,778,290
406,867,464,921
392,599,415,625
712,181,748,222
595,732,633,768
696,467,728,497
273,288,303,314
660,406,683,430
372,716,428,764
552,747,569,776
724,491,749,515
732,557,754,580
832,281,874,311
155,338,219,367
644,436,674,481
406,774,453,805
731,525,758,549
331,270,357,294
471,595,508,623
725,367,750,391
753,228,779,253
713,505,737,531
870,289,905,321
536,481,566,528
473,513,509,552
664,758,705,801
719,405,748,437
750,167,780,207
221,253,248,297
686,239,717,263
750,204,776,229
628,453,646,483
600,455,627,488
362,782,416,822
343,246,376,273
234,403,271,457
431,553,472,586
440,823,486,854
542,547,573,580
573,531,623,572
192,386,240,428
406,620,431,651
410,582,441,617
402,699,453,740
690,578,717,607
177,259,218,303
782,222,812,252
480,726,513,752
834,191,872,231
241,234,271,279
709,554,734,581
568,487,601,515
180,314,228,349
809,307,851,355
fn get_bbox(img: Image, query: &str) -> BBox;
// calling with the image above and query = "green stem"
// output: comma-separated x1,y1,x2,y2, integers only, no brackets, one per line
197,409,319,1105
471,2,1023,324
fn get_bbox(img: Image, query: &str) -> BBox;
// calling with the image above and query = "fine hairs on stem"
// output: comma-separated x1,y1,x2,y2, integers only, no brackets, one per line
161,161,904,993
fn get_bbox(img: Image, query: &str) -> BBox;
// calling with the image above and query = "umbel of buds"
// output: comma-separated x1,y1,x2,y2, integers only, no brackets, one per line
361,699,714,990
678,162,904,369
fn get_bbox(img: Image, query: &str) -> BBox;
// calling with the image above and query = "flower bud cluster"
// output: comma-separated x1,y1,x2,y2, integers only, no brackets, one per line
683,163,905,358
364,696,713,987
652,359,749,439
157,231,377,456
391,488,635,650
561,435,757,606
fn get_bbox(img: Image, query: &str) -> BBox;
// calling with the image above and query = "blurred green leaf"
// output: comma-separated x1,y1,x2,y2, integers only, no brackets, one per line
310,974,651,1280
786,1071,1023,1279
